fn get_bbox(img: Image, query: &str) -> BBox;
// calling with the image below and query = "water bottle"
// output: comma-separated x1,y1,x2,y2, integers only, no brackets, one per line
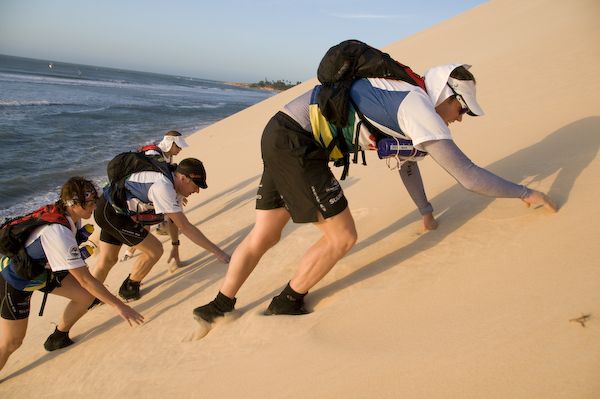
80,244,95,260
377,137,428,160
76,224,94,244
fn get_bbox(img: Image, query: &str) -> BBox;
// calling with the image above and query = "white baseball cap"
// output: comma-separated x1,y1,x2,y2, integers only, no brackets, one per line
424,63,484,116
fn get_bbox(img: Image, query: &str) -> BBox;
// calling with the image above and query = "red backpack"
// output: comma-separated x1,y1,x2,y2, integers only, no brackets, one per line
0,204,70,280
138,143,162,154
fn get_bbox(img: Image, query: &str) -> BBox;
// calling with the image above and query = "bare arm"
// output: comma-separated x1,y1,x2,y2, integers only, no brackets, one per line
68,267,144,325
166,212,231,263
166,218,182,267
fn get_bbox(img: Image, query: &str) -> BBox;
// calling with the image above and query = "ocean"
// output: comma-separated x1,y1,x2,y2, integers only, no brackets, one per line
0,54,273,221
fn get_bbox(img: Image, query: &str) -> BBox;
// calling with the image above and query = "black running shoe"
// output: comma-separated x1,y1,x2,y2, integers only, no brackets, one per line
119,275,141,301
264,283,309,315
193,301,224,323
193,292,236,323
264,293,309,316
44,327,74,352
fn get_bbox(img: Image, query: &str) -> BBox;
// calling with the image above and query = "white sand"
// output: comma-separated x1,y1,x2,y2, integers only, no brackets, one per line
2,0,599,397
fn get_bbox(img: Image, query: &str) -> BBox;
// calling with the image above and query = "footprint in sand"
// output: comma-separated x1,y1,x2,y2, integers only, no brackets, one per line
183,319,212,342
480,203,536,221
351,207,369,221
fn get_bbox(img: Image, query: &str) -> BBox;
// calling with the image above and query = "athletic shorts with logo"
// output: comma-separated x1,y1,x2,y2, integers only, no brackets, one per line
0,269,69,320
256,112,348,223
94,195,149,246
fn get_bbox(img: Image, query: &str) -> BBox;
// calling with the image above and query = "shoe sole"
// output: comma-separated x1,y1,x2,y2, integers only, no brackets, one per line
44,338,74,352
118,294,141,302
263,308,310,316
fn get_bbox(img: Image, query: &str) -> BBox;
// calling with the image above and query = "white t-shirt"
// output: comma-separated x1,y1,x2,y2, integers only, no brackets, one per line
25,216,86,272
283,78,452,152
124,171,182,214
352,78,452,150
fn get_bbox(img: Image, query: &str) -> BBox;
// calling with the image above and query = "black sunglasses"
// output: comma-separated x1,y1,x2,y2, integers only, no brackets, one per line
186,174,207,189
447,83,470,115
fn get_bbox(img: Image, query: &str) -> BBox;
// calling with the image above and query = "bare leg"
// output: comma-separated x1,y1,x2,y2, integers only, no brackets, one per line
0,318,28,372
45,273,121,352
92,234,162,284
220,208,291,298
129,233,163,282
121,225,151,260
290,207,357,293
91,241,122,283
193,208,291,323
53,274,96,332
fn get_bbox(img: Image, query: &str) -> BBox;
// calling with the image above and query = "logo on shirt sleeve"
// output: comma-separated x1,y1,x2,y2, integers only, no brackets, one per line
68,245,81,260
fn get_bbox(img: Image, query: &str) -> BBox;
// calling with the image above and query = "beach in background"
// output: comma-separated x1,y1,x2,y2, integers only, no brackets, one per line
1,0,599,397
0,54,272,220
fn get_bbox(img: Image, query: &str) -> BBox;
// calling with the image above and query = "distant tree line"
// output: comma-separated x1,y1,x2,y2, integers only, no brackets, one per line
249,78,301,91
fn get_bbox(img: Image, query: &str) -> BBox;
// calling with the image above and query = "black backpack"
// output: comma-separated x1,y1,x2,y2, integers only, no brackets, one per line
316,40,426,179
317,39,425,129
106,151,174,211
0,204,70,280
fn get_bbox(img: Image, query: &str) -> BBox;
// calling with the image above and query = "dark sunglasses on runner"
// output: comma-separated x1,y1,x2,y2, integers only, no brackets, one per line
187,174,207,189
447,82,470,115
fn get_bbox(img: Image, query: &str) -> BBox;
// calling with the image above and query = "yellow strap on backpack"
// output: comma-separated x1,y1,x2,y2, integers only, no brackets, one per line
309,103,344,161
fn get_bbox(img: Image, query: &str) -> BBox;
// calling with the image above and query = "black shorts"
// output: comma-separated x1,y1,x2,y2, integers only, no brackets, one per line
0,271,69,320
94,195,148,246
256,112,348,223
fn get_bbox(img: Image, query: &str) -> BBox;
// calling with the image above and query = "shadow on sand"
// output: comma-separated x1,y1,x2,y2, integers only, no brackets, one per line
309,116,600,305
3,117,598,381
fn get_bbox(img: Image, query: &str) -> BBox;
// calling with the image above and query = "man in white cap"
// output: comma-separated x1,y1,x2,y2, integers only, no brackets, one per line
193,62,557,323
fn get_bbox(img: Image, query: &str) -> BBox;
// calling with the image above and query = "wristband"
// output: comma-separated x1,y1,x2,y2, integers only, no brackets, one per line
172,240,180,246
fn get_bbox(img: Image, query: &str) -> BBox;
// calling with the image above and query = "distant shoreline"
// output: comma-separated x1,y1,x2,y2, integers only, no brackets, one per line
224,81,281,92
225,79,300,92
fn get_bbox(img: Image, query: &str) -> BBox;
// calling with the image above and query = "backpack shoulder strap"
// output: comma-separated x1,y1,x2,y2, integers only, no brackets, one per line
37,205,70,229
147,156,174,183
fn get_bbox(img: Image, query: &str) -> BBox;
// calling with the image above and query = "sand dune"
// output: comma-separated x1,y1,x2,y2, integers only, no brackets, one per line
1,0,599,397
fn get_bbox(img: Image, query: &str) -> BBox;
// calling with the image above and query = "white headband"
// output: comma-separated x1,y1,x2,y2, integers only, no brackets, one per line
158,135,188,153
424,63,484,116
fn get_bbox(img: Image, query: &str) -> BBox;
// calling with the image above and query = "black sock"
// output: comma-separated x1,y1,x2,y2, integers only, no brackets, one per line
126,275,140,286
214,291,236,312
280,282,306,302
52,326,69,336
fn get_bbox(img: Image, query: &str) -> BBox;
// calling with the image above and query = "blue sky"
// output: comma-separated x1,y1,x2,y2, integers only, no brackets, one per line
0,0,485,82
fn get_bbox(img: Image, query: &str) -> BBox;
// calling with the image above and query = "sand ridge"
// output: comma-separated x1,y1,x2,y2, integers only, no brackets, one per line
1,1,599,397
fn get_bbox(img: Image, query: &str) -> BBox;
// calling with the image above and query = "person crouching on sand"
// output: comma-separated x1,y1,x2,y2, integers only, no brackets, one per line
90,158,230,302
192,63,557,323
0,177,144,372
